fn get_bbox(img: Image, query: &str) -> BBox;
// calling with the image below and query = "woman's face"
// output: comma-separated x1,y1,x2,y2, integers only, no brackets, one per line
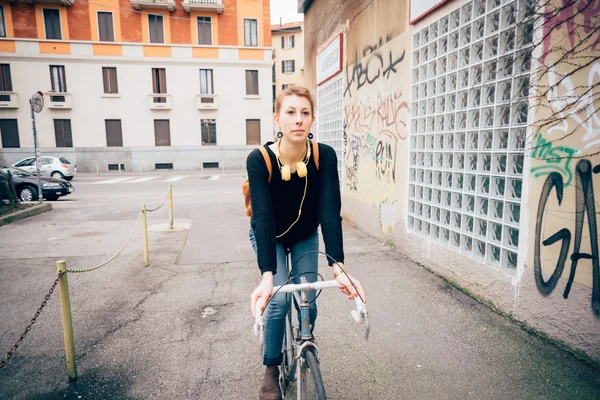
276,95,314,143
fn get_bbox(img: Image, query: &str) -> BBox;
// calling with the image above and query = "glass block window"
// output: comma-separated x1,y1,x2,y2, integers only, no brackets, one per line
317,75,344,187
409,0,530,273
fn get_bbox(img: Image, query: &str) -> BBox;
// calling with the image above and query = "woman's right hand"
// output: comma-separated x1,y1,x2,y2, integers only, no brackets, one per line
251,272,274,319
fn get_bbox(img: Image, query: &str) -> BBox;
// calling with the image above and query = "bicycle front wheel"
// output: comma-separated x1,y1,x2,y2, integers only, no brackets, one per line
300,347,326,400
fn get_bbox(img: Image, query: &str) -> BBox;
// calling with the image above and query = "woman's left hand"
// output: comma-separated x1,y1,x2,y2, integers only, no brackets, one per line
333,264,366,303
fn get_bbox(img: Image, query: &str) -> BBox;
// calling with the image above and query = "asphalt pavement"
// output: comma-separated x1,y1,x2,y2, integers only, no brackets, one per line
0,171,598,400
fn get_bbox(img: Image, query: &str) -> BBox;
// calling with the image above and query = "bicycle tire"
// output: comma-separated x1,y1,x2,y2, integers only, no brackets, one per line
281,311,296,391
300,347,326,400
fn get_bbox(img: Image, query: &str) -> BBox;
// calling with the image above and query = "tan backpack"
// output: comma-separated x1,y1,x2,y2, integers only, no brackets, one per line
242,142,319,217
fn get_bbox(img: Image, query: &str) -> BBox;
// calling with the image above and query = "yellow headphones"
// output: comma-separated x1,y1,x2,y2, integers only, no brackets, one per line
274,138,310,238
275,139,311,181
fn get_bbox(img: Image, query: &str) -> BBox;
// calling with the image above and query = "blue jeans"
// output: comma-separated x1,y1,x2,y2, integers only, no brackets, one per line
249,227,319,366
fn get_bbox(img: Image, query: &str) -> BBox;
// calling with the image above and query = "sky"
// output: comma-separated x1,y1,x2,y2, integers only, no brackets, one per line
270,0,304,25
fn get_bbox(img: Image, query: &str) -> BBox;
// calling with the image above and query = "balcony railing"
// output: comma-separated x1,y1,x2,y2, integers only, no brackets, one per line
0,92,18,109
182,0,224,13
45,92,72,109
130,0,176,12
149,94,172,110
196,94,218,110
25,0,74,6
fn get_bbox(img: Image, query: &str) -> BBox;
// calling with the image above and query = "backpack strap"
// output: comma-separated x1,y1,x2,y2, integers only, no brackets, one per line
311,140,319,169
258,146,272,183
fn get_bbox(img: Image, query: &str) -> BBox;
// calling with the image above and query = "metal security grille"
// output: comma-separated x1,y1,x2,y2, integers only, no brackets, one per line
409,0,532,272
317,75,344,186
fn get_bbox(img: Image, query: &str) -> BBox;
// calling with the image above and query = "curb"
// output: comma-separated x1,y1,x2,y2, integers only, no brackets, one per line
0,203,53,227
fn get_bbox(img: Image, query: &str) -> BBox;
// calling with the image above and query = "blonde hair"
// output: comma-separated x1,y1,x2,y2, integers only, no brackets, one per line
275,85,315,116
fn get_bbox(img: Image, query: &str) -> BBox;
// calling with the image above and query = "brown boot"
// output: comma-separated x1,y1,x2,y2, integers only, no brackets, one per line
259,365,282,400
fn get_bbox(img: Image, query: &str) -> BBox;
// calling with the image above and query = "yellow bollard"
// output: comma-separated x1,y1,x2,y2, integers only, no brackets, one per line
56,260,78,382
142,205,149,266
168,185,174,230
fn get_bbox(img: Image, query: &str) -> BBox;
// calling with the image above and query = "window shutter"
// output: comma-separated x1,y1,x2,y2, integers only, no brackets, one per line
292,60,295,73
291,35,295,48
281,36,285,48
281,61,284,73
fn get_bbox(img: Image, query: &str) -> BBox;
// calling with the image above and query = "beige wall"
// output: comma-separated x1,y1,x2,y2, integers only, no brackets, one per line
272,28,304,97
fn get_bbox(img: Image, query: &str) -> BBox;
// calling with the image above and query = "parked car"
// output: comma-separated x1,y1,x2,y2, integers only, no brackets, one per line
12,156,76,181
0,165,74,202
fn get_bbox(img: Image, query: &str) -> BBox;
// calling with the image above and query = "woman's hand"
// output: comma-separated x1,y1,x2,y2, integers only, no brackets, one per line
251,272,274,319
333,263,366,303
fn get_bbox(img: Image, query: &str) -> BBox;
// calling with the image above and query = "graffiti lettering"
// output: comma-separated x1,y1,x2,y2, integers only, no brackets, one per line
530,133,579,185
534,159,600,316
362,34,393,57
344,49,405,98
546,63,600,149
541,0,600,63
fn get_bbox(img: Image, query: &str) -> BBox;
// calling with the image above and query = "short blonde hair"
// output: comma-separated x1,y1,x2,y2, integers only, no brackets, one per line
275,85,315,116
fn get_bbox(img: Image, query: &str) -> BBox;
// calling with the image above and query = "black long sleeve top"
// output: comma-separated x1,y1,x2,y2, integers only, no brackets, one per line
246,141,344,274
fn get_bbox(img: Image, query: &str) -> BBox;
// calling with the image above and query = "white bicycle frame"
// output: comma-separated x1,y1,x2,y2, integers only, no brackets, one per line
253,280,369,399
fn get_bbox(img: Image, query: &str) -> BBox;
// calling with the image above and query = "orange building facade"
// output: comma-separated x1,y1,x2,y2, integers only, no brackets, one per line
0,0,274,172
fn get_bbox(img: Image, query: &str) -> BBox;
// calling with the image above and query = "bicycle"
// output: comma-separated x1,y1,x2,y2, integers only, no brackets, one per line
253,249,370,400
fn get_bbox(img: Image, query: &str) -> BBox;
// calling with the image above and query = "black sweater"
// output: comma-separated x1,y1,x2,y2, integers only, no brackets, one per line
246,141,344,274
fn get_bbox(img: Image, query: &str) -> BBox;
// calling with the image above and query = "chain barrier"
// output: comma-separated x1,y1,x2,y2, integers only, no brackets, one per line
0,191,164,369
67,211,142,274
0,271,64,369
146,191,169,213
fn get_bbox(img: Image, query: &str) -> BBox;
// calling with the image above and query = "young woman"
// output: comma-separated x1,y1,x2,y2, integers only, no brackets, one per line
246,85,366,400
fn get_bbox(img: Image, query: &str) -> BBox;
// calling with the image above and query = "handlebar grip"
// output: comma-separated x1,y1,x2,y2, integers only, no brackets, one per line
350,309,363,323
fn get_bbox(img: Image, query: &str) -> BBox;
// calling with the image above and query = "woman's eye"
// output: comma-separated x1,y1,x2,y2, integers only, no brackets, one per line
303,112,310,116
287,111,294,115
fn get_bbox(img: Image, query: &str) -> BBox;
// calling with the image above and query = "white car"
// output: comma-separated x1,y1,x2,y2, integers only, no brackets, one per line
13,156,76,181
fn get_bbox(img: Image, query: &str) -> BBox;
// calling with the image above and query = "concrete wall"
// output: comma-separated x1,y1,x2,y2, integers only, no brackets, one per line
304,0,600,363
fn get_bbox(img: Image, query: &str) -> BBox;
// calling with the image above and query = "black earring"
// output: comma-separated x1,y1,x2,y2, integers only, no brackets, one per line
308,132,313,140
277,131,283,139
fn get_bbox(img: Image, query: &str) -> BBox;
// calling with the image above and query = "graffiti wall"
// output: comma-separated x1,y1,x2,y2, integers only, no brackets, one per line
525,0,600,345
343,32,411,233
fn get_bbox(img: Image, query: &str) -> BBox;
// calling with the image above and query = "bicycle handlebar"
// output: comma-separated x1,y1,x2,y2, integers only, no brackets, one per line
253,279,370,344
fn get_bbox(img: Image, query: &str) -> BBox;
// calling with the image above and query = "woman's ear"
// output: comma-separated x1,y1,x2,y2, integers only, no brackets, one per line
273,113,280,124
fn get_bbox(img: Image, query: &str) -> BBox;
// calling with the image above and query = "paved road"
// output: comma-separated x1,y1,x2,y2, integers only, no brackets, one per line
0,172,599,400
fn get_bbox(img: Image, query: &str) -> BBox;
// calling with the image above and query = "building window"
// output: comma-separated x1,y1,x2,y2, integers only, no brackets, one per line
272,85,276,103
43,9,61,40
102,67,118,94
282,60,295,74
54,119,73,148
199,69,213,95
154,119,171,146
98,11,115,42
49,65,67,102
408,3,530,272
0,6,6,38
272,63,276,82
317,75,344,184
281,35,295,49
201,119,216,146
244,18,258,47
148,14,164,44
282,84,289,90
246,119,261,145
105,120,123,147
0,119,19,148
0,64,12,102
245,70,259,95
197,16,212,45
152,68,167,103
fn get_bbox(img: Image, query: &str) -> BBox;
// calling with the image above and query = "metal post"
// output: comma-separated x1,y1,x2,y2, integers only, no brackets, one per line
142,205,149,266
29,102,43,202
118,163,121,175
168,185,174,230
56,260,78,382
